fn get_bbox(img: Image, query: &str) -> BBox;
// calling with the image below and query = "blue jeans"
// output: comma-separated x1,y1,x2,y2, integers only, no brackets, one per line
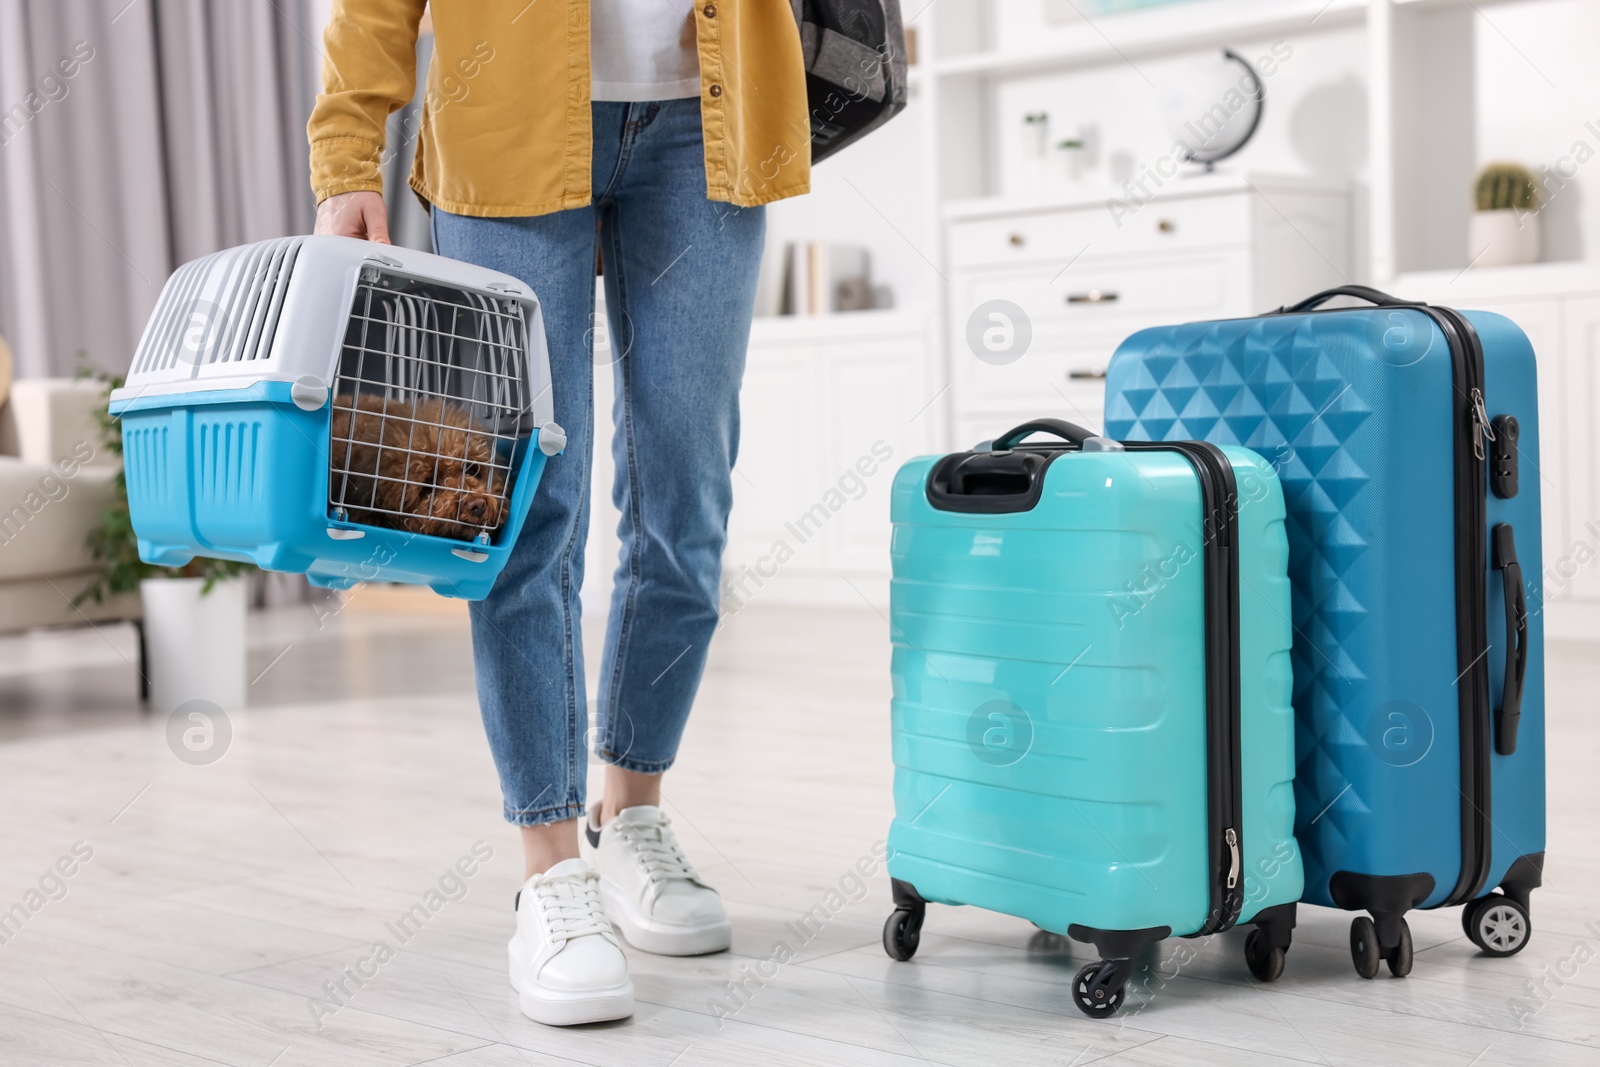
431,100,766,826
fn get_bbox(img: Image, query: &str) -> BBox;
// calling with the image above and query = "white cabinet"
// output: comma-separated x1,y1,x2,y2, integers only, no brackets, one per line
582,308,936,614
944,173,1350,440
724,313,936,608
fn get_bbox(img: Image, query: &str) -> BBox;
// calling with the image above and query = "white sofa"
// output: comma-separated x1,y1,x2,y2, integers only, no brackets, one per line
0,377,139,634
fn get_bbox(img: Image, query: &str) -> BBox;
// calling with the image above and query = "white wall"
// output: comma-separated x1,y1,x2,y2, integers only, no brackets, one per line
1471,0,1600,265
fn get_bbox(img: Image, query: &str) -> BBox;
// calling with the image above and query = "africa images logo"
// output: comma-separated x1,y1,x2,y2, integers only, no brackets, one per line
967,699,1034,768
166,700,232,766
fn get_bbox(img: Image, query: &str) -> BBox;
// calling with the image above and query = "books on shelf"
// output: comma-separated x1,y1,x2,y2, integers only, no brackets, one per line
755,241,880,317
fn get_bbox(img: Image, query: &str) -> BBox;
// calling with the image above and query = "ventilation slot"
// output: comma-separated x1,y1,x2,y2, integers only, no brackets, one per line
124,425,169,510
130,236,302,376
195,419,261,509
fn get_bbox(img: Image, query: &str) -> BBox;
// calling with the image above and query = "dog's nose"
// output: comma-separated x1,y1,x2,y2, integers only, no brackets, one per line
462,496,488,520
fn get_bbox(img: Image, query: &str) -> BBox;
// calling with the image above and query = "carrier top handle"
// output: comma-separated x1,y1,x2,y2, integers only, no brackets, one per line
1275,285,1413,314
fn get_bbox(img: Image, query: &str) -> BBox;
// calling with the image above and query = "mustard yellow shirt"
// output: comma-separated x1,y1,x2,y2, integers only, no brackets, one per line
308,0,812,217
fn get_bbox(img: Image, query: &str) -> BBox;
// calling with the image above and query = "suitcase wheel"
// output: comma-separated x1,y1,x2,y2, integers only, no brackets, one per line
1349,916,1382,979
1386,919,1414,977
882,908,923,961
1244,928,1286,982
1463,893,1531,957
1072,961,1128,1019
1350,914,1413,978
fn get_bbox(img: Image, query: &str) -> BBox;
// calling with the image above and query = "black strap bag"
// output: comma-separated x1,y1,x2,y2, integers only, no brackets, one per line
792,0,908,163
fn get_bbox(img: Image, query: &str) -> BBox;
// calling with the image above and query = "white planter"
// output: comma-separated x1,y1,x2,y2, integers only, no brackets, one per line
1468,209,1541,267
140,577,248,716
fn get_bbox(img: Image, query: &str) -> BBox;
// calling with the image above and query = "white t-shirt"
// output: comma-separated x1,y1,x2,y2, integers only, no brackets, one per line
590,0,701,102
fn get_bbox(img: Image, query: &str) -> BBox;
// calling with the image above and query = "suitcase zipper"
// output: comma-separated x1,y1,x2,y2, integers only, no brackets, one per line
1126,440,1245,934
1471,387,1496,462
1427,307,1496,907
1225,827,1241,890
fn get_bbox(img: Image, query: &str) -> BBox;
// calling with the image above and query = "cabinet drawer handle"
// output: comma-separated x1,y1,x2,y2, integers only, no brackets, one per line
1065,290,1119,304
1068,369,1107,380
1008,233,1025,246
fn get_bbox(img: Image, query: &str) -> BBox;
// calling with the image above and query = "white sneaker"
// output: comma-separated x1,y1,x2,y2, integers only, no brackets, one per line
586,805,732,956
507,858,635,1026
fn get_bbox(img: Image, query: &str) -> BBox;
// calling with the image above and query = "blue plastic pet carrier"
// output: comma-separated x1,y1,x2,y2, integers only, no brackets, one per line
110,235,565,600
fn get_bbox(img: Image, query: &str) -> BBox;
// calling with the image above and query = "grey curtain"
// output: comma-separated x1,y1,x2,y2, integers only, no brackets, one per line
0,0,317,378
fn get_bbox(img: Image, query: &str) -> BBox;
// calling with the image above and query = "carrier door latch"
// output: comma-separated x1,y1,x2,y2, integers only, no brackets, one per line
538,422,568,456
291,375,328,411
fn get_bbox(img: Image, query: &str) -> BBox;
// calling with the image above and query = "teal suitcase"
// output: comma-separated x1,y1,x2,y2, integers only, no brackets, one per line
883,419,1303,1018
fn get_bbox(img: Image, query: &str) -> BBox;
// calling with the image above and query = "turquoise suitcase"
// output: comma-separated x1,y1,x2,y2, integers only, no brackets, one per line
883,419,1303,1018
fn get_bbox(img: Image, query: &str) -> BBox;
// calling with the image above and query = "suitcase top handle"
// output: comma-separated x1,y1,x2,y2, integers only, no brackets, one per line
991,418,1097,451
1276,285,1412,314
927,419,1112,514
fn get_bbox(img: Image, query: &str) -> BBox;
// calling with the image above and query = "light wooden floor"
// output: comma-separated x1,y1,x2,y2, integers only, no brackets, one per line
1,602,1598,1066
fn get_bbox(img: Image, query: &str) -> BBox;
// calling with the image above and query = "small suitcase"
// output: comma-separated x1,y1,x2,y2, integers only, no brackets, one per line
883,418,1303,1018
1105,285,1545,977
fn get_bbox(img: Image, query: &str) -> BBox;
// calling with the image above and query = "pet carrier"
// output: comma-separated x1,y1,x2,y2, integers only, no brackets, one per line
110,235,565,600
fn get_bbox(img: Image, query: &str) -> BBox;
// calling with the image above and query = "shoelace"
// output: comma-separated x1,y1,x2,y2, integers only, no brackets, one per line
614,814,701,905
532,868,613,943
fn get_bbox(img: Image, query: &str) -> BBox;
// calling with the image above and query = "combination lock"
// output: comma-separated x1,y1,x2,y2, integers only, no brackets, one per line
1490,414,1519,498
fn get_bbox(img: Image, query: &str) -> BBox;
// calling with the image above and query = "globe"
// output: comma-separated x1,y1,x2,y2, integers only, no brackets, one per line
1160,49,1265,169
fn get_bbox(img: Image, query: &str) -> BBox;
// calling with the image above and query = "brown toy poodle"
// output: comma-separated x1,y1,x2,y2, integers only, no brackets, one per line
329,393,505,540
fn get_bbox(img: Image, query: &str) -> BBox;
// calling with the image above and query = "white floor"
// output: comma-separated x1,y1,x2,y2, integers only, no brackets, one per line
1,602,1597,1066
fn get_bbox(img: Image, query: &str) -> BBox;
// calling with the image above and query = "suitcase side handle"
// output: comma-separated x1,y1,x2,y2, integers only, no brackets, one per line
1492,522,1528,756
991,419,1097,450
1276,285,1412,314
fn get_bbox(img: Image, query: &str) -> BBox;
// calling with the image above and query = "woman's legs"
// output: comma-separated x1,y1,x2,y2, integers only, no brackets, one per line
430,180,605,879
568,99,762,959
430,109,644,1030
436,96,762,912
592,98,766,788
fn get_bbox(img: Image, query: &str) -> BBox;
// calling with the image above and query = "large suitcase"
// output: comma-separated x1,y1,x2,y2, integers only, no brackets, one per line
882,418,1303,1018
1104,285,1545,977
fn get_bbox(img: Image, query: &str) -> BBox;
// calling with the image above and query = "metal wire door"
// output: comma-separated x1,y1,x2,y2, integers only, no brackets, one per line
328,267,533,543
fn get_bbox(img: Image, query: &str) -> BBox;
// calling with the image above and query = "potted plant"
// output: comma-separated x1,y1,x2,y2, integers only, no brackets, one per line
1469,162,1541,267
76,369,255,715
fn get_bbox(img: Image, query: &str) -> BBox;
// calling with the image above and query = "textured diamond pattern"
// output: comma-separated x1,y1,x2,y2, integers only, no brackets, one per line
1107,317,1379,896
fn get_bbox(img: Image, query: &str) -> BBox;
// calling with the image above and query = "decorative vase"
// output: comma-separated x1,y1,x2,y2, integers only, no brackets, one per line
1468,209,1540,268
139,576,248,716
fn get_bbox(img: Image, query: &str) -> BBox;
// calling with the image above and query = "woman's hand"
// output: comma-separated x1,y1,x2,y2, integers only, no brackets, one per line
315,191,391,243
